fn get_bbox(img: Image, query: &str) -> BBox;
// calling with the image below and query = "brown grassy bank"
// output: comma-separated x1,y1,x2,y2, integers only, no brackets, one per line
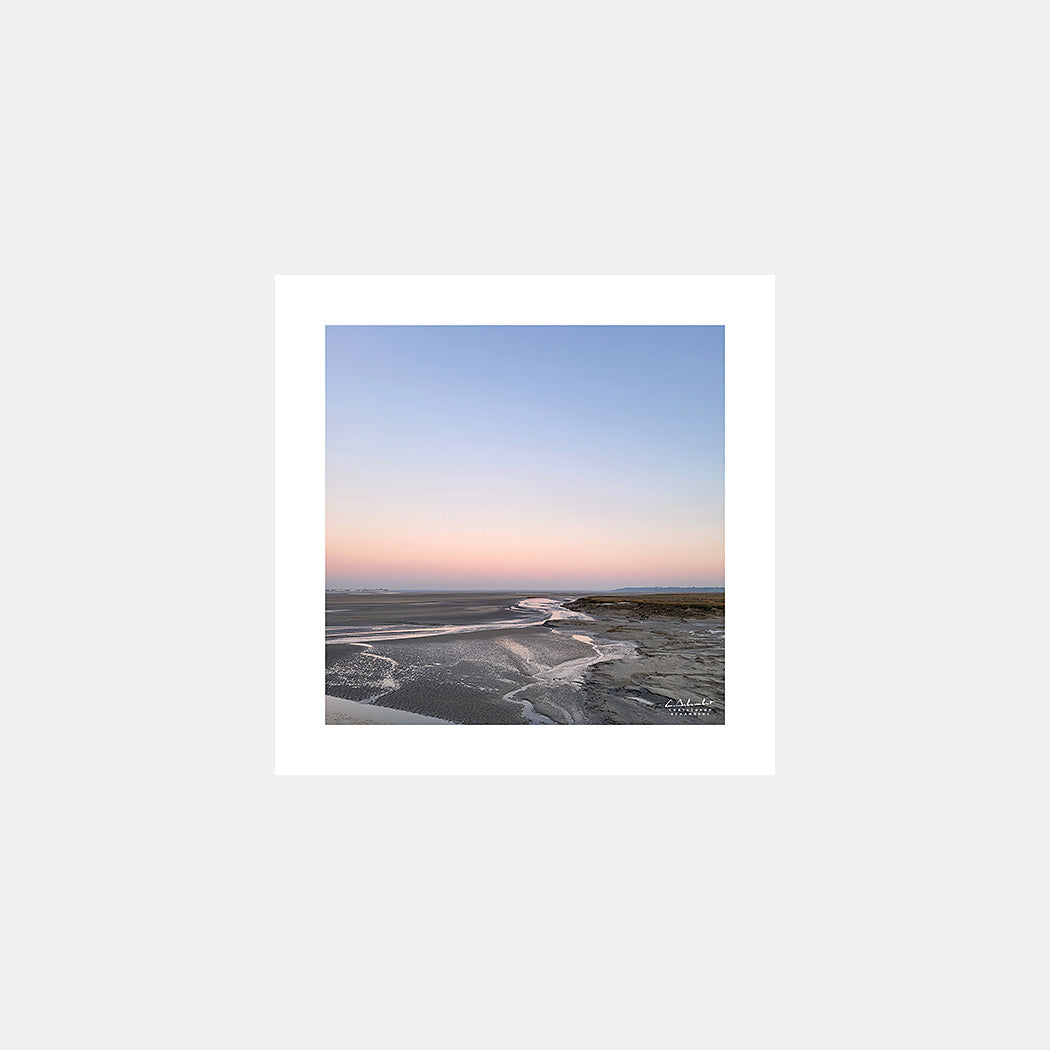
565,592,725,620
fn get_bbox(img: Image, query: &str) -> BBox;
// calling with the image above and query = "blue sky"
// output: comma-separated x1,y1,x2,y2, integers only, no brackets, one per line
326,325,724,589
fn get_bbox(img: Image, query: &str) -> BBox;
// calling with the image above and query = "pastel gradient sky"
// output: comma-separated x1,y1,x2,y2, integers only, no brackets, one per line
326,325,724,590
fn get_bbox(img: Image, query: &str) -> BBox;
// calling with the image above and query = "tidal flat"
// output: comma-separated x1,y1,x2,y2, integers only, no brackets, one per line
324,592,725,725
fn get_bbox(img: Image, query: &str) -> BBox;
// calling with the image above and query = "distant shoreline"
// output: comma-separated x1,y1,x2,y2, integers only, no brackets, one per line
325,586,725,594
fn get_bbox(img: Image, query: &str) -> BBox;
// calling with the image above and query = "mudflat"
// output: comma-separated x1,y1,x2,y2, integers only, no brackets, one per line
325,592,724,725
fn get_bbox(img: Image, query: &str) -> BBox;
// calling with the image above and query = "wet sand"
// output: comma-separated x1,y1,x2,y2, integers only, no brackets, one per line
325,695,452,725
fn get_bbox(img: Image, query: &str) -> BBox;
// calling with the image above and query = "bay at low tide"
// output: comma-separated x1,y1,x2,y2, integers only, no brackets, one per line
325,592,725,725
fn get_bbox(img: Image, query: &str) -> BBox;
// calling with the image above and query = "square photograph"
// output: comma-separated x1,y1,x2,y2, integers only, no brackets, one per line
324,324,725,725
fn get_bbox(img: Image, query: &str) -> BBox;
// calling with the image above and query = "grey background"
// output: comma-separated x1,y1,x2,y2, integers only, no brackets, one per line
4,1,1042,1048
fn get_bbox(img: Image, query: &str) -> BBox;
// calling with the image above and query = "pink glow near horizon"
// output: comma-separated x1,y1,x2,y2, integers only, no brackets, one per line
325,514,724,590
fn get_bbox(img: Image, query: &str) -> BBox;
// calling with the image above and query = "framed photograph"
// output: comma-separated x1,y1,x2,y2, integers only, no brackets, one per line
276,276,774,774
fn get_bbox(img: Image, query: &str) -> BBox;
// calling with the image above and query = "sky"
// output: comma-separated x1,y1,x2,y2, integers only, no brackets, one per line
326,325,724,590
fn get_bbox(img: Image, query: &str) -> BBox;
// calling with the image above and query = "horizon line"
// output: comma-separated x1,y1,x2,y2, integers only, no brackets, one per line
324,585,727,591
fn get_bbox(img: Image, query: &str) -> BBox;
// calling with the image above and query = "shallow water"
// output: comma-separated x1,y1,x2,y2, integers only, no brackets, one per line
324,592,592,644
